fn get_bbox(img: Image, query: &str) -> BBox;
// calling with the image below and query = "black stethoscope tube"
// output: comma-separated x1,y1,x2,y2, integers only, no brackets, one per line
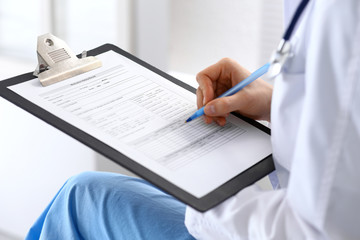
268,0,310,78
283,0,310,41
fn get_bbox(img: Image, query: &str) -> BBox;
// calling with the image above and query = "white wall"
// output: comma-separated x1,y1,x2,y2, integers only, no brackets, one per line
133,0,170,71
0,0,50,62
132,0,283,82
169,0,283,77
51,0,133,55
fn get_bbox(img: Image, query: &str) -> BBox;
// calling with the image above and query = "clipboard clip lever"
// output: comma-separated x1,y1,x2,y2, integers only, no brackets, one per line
34,33,102,86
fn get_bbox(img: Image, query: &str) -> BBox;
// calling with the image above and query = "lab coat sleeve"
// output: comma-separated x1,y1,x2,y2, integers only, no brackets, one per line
185,0,360,239
185,186,316,239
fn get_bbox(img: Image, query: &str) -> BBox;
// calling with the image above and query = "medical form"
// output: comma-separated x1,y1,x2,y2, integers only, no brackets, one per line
7,50,272,199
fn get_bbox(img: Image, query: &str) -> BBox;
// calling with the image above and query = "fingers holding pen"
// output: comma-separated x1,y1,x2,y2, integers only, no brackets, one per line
203,95,241,125
196,65,233,125
194,58,273,124
196,87,213,124
196,74,214,105
197,95,229,126
196,89,212,124
196,74,215,124
195,58,246,125
196,87,204,110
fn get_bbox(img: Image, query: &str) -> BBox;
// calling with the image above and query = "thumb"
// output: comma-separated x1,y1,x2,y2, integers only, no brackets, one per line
204,95,244,116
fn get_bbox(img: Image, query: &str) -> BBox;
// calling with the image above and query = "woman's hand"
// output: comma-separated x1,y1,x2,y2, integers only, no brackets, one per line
196,58,273,126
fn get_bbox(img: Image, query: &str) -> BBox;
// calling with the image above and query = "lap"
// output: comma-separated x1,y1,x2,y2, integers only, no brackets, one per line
27,171,194,240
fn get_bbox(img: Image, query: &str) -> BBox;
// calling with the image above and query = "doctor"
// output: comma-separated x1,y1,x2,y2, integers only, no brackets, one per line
27,0,360,239
187,0,360,239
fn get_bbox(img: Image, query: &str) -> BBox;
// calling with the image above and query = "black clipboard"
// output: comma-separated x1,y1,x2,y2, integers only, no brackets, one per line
0,44,274,212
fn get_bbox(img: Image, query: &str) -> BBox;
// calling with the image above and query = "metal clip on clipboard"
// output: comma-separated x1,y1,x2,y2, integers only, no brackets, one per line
34,33,102,86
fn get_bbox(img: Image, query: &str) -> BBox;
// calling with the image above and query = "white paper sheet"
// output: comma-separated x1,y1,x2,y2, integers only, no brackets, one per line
9,51,272,198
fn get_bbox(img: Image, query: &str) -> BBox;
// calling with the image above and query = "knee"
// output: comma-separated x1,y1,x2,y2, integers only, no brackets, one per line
63,171,139,195
62,171,148,207
66,171,101,188
62,171,120,195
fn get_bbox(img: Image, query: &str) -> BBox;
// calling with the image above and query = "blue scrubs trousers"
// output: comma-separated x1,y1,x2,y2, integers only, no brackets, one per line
26,171,195,240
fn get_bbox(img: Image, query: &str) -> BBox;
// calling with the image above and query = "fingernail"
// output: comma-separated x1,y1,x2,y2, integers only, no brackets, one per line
203,98,206,105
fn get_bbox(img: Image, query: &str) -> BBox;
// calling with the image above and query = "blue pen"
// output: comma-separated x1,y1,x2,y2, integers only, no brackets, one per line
185,62,270,123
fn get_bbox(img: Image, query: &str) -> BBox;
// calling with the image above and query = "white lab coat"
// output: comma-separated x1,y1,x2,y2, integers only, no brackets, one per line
185,0,360,239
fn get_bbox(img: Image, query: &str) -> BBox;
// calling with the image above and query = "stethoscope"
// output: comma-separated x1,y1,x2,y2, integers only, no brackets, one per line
268,0,310,78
